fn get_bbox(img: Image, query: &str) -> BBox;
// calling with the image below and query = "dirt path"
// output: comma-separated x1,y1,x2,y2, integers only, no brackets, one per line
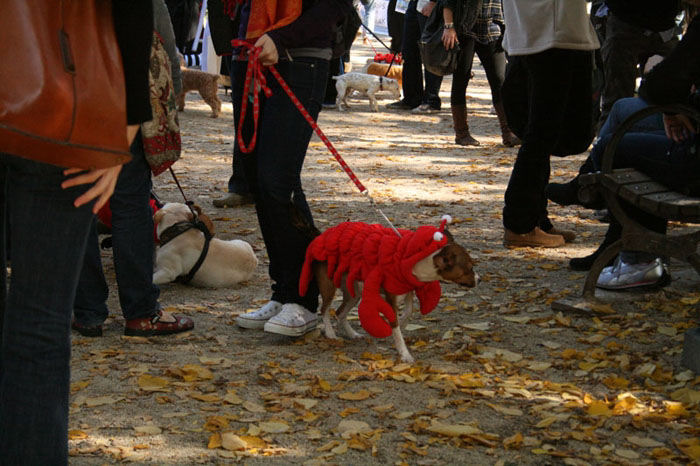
68,40,700,464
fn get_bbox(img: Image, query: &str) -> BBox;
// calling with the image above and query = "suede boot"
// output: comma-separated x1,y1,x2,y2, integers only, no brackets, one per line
451,105,480,146
493,101,521,147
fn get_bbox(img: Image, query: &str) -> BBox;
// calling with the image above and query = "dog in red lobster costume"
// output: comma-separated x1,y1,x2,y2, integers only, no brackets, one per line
299,216,477,362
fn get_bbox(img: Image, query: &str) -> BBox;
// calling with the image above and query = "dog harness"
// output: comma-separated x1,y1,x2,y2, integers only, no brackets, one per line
159,219,213,284
299,218,450,338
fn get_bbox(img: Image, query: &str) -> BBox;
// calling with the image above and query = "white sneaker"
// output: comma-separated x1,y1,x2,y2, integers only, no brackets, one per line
411,103,439,114
263,303,318,337
236,301,282,329
596,257,667,290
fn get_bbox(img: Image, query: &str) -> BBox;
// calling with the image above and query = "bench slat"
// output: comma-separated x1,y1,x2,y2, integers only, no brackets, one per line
612,180,668,204
598,169,700,223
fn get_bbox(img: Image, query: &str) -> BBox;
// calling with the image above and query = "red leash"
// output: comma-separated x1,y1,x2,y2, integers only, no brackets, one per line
232,40,399,235
233,40,366,194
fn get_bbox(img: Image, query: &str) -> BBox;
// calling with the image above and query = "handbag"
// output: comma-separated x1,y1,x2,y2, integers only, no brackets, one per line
418,0,461,76
0,0,131,169
141,31,182,176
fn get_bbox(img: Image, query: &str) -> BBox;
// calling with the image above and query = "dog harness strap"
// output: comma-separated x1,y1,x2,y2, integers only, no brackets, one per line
158,221,197,247
175,220,214,284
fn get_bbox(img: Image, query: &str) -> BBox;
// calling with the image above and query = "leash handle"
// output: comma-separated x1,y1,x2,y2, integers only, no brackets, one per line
232,41,273,154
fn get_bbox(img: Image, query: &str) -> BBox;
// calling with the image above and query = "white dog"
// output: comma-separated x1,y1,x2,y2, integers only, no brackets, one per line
153,203,258,288
333,72,401,112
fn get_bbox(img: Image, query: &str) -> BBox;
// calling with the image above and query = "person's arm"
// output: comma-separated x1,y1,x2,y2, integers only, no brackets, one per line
640,14,700,142
639,14,700,106
61,1,154,212
442,7,458,49
153,0,182,95
112,0,154,124
421,0,437,17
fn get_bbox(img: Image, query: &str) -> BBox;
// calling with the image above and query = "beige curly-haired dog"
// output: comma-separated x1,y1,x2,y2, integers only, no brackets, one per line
177,68,222,118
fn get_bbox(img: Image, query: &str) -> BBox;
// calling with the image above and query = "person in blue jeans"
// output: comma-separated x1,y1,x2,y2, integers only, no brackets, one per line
72,1,194,338
232,0,353,337
72,132,195,337
387,0,444,112
545,97,665,270
546,13,700,284
0,2,153,463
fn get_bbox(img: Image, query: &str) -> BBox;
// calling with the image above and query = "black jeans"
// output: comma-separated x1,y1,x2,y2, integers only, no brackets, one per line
503,48,593,233
401,0,443,108
451,37,505,106
232,58,327,311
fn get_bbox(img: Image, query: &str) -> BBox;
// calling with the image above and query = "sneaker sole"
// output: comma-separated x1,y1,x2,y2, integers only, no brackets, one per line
263,319,318,337
596,271,671,291
504,240,565,249
124,326,193,337
236,317,268,330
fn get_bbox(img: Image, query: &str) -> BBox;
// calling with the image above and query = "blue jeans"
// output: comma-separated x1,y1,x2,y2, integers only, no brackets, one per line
401,0,443,108
232,57,327,311
359,0,376,30
0,154,95,464
591,97,664,169
74,133,160,325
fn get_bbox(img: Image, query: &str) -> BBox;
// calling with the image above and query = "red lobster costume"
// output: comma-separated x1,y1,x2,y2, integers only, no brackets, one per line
299,219,450,338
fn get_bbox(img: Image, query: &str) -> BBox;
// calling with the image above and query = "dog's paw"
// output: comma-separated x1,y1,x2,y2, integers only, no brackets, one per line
398,352,415,364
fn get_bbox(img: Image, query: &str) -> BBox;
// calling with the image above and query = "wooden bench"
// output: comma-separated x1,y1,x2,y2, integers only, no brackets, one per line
577,104,700,298
555,104,700,372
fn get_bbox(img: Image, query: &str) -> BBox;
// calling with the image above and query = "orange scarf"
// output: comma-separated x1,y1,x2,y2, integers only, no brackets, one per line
225,0,302,40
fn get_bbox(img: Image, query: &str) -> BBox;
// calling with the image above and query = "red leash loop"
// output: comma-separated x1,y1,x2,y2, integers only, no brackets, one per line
232,40,273,154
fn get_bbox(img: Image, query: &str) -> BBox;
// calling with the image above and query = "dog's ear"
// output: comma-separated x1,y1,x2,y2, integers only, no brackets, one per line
153,209,165,226
192,204,203,215
199,213,216,236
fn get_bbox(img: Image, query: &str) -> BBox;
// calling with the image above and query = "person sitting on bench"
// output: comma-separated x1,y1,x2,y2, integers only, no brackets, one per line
550,13,699,289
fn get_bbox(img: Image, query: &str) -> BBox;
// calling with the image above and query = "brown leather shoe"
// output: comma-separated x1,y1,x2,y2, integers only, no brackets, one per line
124,311,194,336
545,226,576,243
503,227,565,248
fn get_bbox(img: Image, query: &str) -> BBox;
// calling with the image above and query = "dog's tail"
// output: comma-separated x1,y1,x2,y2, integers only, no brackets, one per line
290,202,321,297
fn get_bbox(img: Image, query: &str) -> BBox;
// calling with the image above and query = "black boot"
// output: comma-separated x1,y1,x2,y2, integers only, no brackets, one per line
569,222,620,271
545,177,580,206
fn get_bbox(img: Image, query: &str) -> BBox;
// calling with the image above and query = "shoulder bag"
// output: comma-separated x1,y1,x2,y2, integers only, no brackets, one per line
0,0,131,169
418,0,461,77
141,31,182,176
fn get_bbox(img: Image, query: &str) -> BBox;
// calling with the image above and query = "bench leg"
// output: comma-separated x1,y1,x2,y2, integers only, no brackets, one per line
686,253,700,277
582,239,622,299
